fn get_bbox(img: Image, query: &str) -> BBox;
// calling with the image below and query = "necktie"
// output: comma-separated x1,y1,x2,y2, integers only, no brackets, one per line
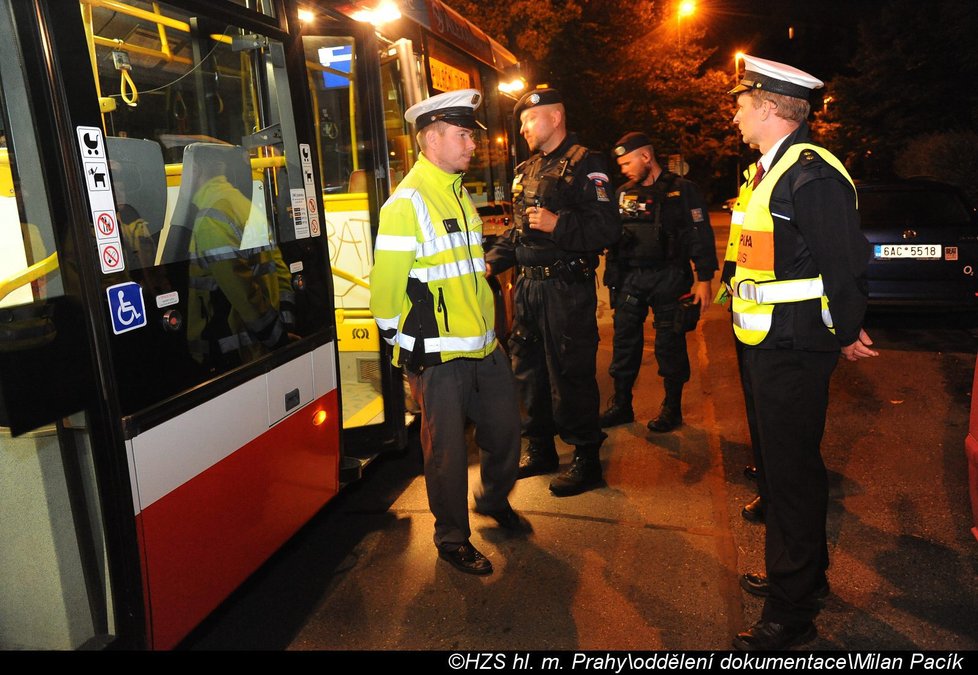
752,160,765,189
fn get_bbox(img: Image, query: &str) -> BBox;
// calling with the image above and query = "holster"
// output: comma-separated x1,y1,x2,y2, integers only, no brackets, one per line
674,293,701,333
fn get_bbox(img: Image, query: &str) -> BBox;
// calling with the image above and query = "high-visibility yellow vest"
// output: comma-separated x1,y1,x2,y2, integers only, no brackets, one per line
370,153,496,370
188,175,291,364
731,143,855,346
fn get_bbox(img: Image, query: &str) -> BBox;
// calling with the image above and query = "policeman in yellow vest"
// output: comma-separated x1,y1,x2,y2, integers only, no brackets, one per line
187,166,294,369
370,89,526,576
725,55,878,651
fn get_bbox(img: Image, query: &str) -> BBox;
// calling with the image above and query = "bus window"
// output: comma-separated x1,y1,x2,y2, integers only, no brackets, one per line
82,0,326,415
380,40,421,187
302,32,384,430
1,4,113,649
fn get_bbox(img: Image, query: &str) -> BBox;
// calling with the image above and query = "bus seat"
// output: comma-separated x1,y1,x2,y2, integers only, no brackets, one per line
348,169,368,193
158,142,253,265
106,137,167,244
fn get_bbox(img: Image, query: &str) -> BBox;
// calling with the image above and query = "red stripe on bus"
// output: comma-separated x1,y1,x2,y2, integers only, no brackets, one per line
137,390,340,649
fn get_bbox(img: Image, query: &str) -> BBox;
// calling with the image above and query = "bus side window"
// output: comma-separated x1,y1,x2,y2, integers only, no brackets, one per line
107,137,166,269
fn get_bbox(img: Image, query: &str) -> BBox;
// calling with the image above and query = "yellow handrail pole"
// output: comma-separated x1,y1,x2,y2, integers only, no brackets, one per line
0,252,59,302
152,2,172,60
80,2,111,124
92,35,190,65
332,266,370,289
335,308,373,320
349,67,358,171
80,0,189,33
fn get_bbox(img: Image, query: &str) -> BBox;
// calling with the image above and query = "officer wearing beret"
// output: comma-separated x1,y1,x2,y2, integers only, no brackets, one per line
370,89,528,576
724,56,878,650
486,88,621,496
600,132,718,432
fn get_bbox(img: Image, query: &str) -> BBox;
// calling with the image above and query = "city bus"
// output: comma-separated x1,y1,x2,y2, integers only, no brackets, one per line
0,0,520,650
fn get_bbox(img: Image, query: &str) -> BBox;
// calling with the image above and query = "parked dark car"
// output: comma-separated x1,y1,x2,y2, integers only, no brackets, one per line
856,178,978,308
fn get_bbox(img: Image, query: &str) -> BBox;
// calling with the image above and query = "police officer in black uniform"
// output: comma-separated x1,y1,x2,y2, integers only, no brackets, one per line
600,132,718,432
486,88,620,497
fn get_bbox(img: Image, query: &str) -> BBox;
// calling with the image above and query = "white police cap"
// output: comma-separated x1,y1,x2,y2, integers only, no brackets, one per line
404,88,486,130
728,55,824,100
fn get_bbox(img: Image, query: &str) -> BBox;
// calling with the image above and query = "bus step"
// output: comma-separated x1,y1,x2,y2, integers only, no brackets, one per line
339,454,364,486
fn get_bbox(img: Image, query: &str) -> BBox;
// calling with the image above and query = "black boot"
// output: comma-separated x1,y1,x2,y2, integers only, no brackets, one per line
648,379,683,433
517,441,559,479
599,387,634,428
549,444,603,496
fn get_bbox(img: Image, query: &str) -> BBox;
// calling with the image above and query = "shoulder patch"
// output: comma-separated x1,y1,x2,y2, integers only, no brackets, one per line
587,172,610,184
691,208,704,223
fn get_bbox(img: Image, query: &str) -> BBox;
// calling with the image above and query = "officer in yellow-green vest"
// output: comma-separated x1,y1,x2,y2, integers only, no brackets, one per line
369,89,527,577
725,55,878,651
187,167,294,369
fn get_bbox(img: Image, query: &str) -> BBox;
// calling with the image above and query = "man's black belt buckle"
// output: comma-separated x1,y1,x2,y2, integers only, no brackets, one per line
520,258,592,283
520,263,558,280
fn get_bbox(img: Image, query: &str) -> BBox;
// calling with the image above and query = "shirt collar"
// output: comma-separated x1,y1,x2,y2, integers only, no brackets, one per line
758,132,791,172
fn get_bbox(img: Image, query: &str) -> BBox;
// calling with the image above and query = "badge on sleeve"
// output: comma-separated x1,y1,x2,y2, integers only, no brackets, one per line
589,172,611,202
691,208,705,223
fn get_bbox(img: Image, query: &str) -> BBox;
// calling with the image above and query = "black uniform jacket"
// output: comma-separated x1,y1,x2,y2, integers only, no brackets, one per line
606,172,718,285
760,123,870,351
486,133,621,271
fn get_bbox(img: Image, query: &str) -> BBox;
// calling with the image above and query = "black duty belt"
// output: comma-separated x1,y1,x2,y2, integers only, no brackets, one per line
518,258,593,282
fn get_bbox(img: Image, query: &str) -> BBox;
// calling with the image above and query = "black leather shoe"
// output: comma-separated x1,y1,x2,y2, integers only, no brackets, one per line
744,465,759,481
742,495,765,523
733,620,817,651
600,401,634,428
517,444,559,479
438,542,493,575
475,504,533,533
647,406,682,433
740,572,830,602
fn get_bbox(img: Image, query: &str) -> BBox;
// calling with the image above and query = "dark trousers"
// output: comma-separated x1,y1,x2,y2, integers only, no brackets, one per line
609,266,692,394
741,347,838,625
406,346,521,550
509,275,603,448
734,333,765,501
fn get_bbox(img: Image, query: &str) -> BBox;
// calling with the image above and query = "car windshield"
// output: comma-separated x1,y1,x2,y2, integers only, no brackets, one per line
859,187,972,228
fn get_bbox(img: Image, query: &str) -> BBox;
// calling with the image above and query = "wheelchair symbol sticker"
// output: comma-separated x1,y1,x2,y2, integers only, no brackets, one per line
106,281,147,335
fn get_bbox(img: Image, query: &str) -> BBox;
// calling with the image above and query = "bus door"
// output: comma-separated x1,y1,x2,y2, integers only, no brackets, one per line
0,0,142,649
1,0,342,649
299,13,408,459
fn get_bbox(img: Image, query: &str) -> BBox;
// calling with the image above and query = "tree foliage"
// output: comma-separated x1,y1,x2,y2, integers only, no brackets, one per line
819,0,978,179
450,0,739,199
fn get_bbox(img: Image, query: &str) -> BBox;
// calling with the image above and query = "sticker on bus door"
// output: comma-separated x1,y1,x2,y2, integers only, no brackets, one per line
106,281,147,335
299,143,320,237
76,126,126,274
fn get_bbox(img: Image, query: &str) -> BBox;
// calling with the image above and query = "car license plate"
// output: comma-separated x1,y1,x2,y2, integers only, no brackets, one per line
874,244,942,259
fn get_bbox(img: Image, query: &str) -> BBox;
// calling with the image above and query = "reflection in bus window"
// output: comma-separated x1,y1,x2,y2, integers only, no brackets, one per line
0,93,61,307
83,0,315,413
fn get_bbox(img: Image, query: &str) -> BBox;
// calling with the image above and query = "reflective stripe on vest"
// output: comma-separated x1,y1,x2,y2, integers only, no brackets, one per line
735,276,824,303
731,143,854,346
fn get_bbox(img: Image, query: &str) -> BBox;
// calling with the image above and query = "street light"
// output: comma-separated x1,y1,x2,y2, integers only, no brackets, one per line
674,1,695,176
677,0,695,51
733,51,745,195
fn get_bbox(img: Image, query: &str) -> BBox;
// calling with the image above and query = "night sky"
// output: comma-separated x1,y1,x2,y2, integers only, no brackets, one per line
696,0,890,81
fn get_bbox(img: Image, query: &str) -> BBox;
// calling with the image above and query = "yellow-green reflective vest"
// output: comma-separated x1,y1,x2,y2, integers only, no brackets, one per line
731,143,856,346
369,153,496,369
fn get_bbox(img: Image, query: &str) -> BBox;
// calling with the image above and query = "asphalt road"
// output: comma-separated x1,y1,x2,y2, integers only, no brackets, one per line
181,212,978,652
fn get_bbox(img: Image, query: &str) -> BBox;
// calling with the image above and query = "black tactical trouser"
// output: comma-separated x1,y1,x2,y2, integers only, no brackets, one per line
608,265,692,394
509,274,604,448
